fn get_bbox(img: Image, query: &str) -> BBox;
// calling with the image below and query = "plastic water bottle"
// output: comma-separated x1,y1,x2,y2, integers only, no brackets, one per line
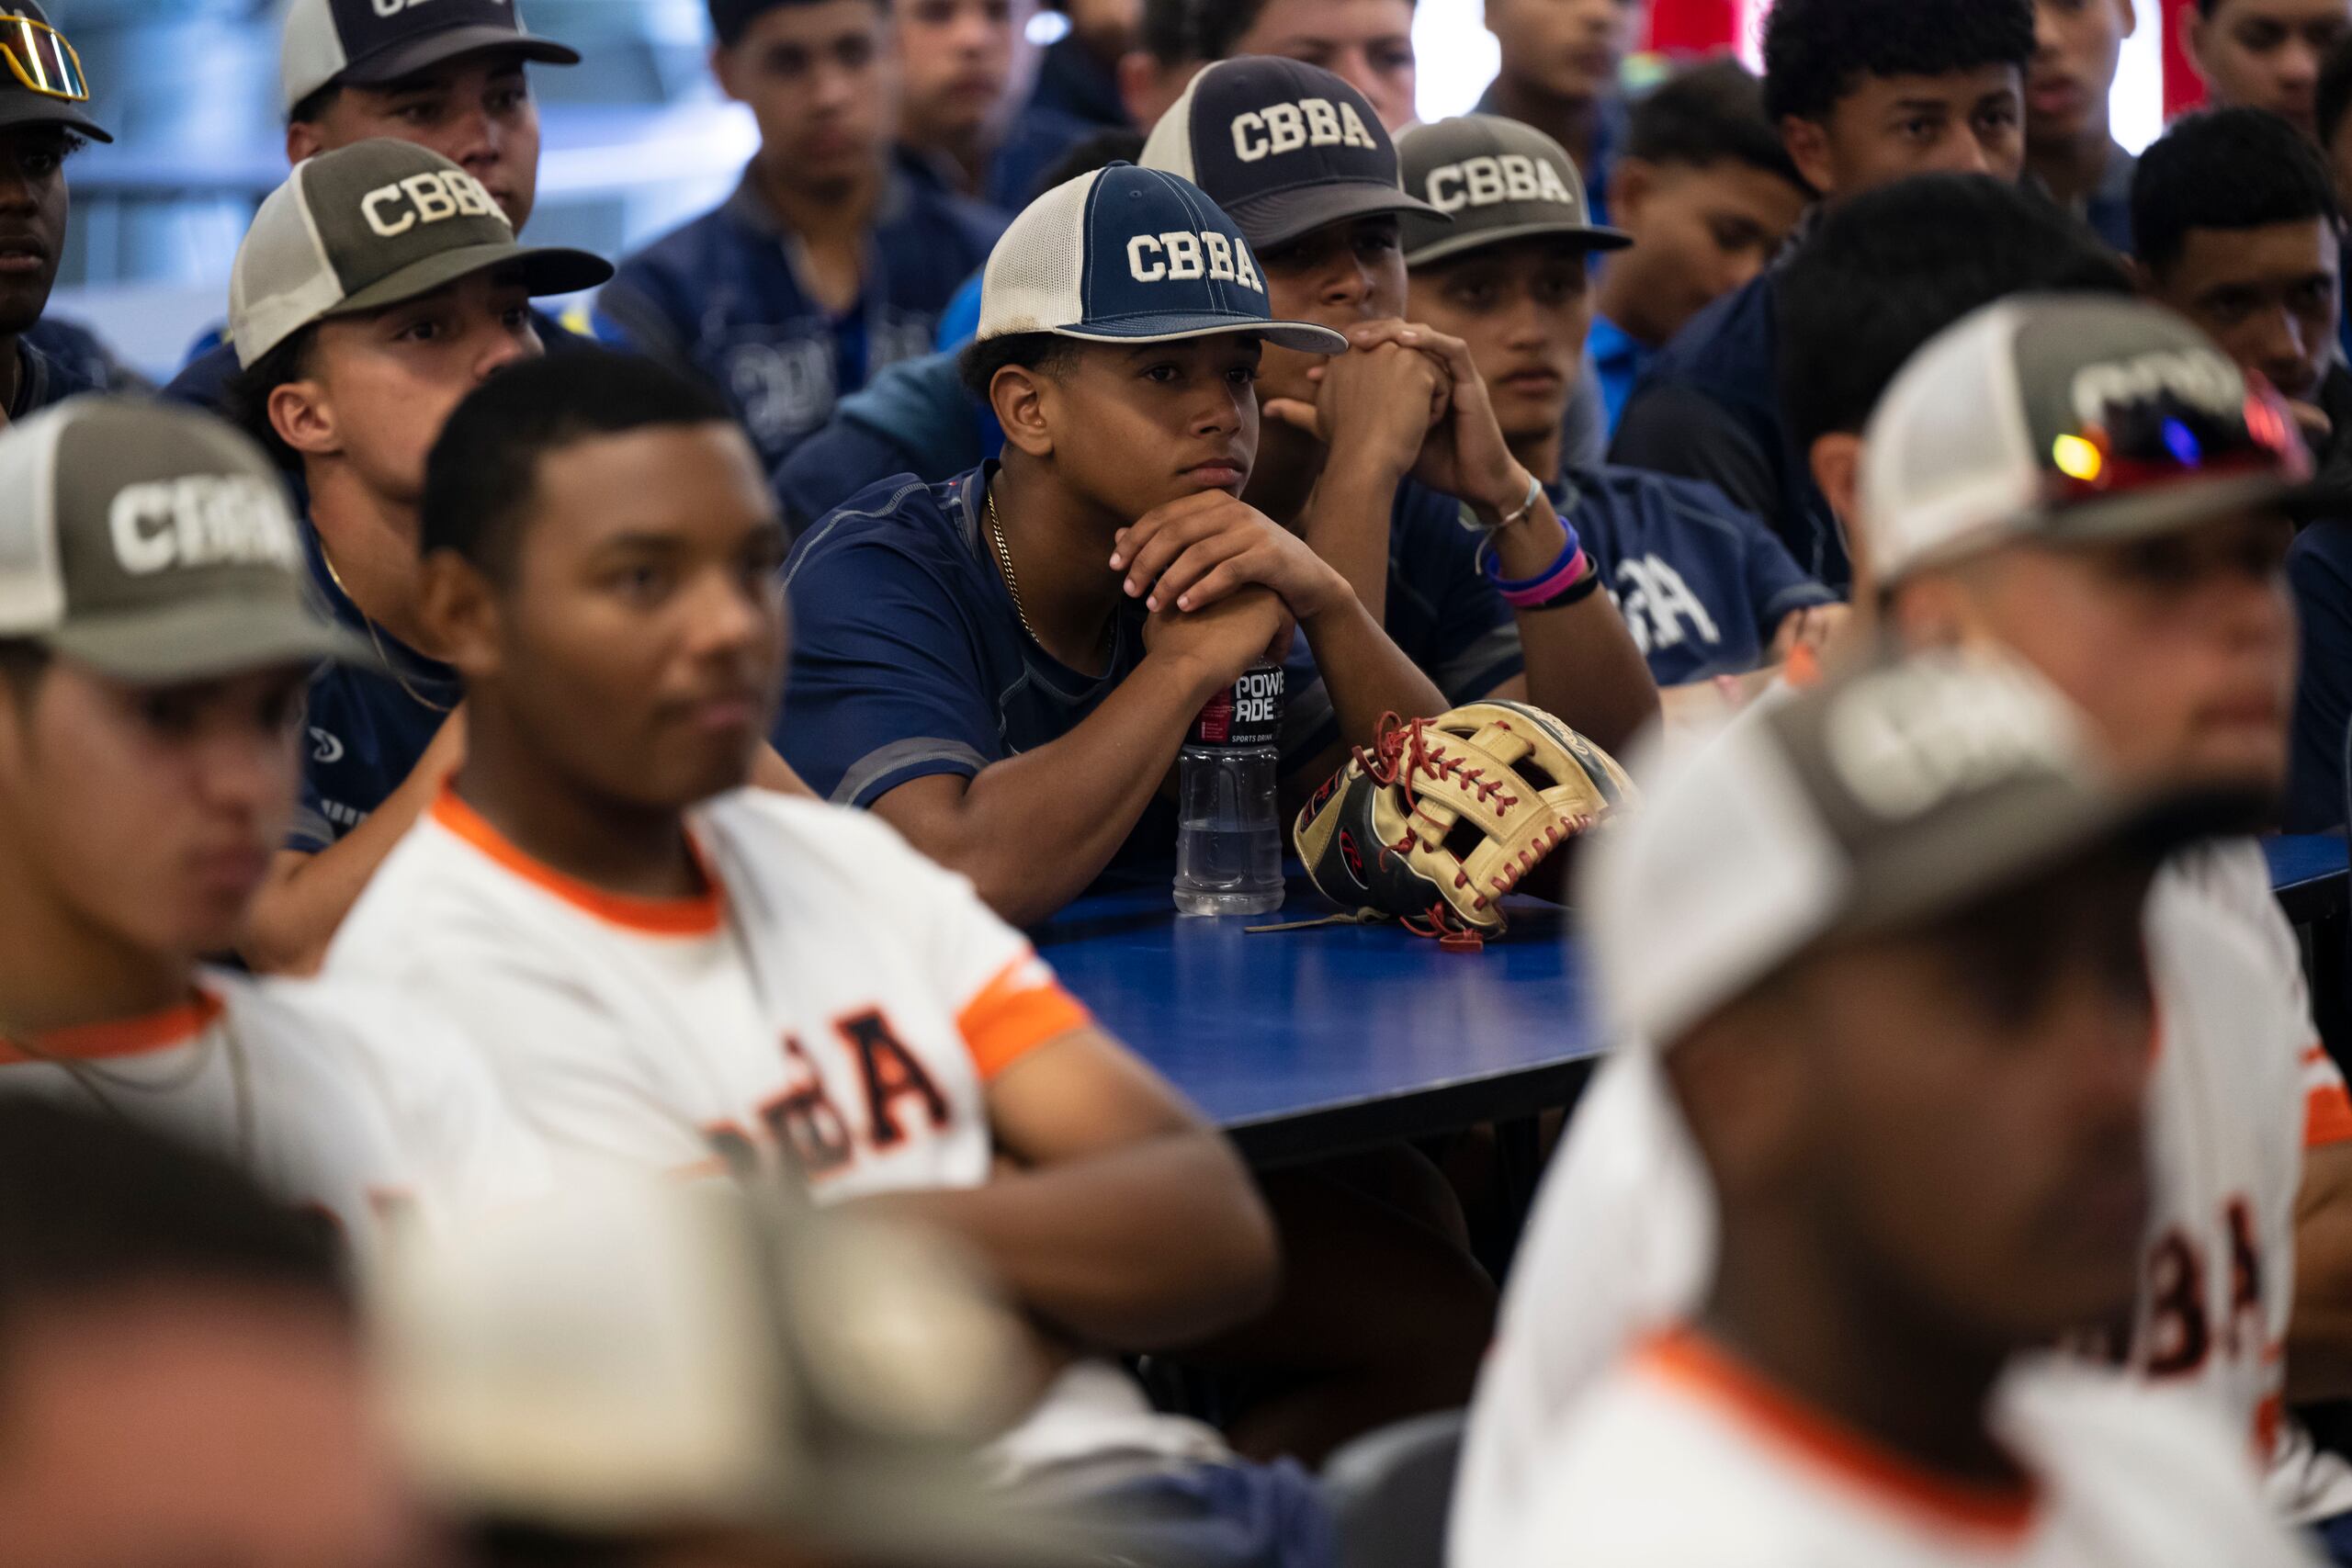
1174,660,1286,917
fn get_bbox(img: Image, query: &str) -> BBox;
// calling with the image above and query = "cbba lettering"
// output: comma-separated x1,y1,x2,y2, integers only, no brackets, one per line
1127,230,1263,291
1424,153,1578,214
107,475,300,577
358,168,500,238
1229,96,1377,162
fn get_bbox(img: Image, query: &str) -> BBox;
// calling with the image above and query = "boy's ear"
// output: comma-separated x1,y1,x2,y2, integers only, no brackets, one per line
992,365,1057,458
1609,156,1657,229
710,42,746,104
415,551,502,684
269,378,341,462
1781,117,1836,201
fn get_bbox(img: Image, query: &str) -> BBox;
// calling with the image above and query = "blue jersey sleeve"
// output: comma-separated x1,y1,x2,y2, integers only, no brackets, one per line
1737,500,1838,636
779,516,1004,808
1391,487,1524,703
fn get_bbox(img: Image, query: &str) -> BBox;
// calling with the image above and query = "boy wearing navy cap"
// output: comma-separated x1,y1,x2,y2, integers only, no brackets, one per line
592,0,1005,473
1395,115,1842,699
1139,58,1659,759
162,0,589,415
782,162,1448,924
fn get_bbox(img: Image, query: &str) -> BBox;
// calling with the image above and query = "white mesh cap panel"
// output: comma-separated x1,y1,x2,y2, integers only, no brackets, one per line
1576,707,1847,1049
0,400,74,636
1860,300,2042,585
1138,73,1202,183
975,170,1095,340
228,163,347,367
279,0,350,115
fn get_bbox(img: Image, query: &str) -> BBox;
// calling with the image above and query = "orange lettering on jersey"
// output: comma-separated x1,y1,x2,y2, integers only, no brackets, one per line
2223,1196,2264,1362
2303,1045,2352,1147
837,1010,949,1149
761,1034,858,1177
2143,1229,2210,1378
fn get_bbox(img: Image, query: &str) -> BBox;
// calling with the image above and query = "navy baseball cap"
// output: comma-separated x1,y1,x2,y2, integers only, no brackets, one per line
1139,57,1444,251
281,0,580,118
975,163,1350,354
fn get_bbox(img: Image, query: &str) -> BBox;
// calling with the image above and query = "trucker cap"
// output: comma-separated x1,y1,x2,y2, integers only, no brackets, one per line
1394,115,1629,266
1861,294,2315,585
229,139,611,367
1577,648,2259,1049
280,0,579,118
976,162,1350,354
375,1168,1097,1562
1140,56,1443,251
0,3,107,141
0,396,374,682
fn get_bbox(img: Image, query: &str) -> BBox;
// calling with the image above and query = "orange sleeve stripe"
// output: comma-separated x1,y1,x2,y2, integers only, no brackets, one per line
957,956,1091,1081
2307,1085,2352,1147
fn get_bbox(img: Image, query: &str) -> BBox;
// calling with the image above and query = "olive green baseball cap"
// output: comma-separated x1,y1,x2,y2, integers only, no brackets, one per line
0,396,376,683
229,138,611,368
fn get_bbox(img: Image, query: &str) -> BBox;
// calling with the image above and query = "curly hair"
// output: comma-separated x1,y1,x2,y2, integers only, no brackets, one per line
1763,0,2035,124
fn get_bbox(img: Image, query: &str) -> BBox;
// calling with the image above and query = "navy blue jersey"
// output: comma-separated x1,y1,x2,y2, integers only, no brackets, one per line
1280,480,1524,767
9,333,98,417
1609,270,1848,590
778,466,1176,871
23,316,143,392
162,306,591,415
594,168,1002,471
1557,466,1833,687
772,350,995,535
290,523,460,854
1028,33,1128,131
2287,518,2352,832
1587,313,1652,438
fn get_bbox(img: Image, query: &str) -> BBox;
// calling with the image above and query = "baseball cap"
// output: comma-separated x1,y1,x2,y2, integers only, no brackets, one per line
1394,116,1629,266
1578,648,2261,1049
229,139,611,367
1139,57,1443,251
374,1168,1098,1562
0,3,108,142
280,0,579,118
1862,294,2316,585
976,162,1350,353
0,396,374,682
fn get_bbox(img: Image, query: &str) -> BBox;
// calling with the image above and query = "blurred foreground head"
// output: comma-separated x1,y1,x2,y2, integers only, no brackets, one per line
373,1167,1094,1568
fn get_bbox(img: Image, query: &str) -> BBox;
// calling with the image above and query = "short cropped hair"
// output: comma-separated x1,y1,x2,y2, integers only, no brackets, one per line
1778,174,2132,447
2132,107,2343,279
2322,30,2352,150
1763,0,2035,125
709,0,875,48
1192,0,1414,62
422,350,738,582
0,1100,346,1335
1139,0,1198,67
1625,57,1810,193
958,332,1081,400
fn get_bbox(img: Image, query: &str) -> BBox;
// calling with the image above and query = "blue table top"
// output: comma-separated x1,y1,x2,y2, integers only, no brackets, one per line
1032,874,1599,1164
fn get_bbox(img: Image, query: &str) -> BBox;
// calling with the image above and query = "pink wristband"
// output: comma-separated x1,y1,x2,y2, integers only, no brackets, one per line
1497,549,1593,609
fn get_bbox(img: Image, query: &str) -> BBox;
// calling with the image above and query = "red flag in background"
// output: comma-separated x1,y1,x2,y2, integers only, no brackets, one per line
2161,0,2208,117
1645,0,1741,51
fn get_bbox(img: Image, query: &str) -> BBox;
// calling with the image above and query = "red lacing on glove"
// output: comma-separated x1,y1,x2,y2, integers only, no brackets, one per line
1351,713,1521,816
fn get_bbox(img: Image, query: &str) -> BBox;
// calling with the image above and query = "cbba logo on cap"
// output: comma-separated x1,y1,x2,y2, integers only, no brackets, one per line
1127,228,1263,292
109,476,301,578
1824,660,2080,821
1422,152,1578,215
2070,347,2242,428
1230,96,1377,164
359,167,502,238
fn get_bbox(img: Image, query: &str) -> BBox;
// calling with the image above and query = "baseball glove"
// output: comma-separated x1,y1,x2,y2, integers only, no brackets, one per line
1293,701,1637,945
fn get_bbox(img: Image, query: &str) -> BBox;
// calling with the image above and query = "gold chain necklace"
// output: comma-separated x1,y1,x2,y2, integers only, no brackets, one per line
320,547,454,715
986,487,1044,648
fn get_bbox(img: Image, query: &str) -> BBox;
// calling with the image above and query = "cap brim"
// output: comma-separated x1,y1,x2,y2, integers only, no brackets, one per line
1051,314,1351,355
0,94,110,142
1403,217,1633,267
331,239,615,320
43,596,381,685
332,27,581,88
1840,777,2268,944
1224,179,1449,252
1894,471,2313,583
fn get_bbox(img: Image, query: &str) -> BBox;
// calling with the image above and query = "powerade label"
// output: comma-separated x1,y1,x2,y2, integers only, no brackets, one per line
1192,661,1284,748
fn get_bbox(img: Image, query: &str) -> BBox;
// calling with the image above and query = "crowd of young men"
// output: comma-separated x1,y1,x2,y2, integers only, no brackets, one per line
12,0,2352,1562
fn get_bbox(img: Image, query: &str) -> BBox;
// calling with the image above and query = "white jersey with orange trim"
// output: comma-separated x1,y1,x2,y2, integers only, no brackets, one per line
1450,842,2352,1564
0,970,545,1257
1494,1330,2316,1568
325,786,1234,1478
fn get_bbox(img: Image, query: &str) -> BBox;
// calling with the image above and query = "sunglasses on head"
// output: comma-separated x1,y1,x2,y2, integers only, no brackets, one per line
0,15,85,103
